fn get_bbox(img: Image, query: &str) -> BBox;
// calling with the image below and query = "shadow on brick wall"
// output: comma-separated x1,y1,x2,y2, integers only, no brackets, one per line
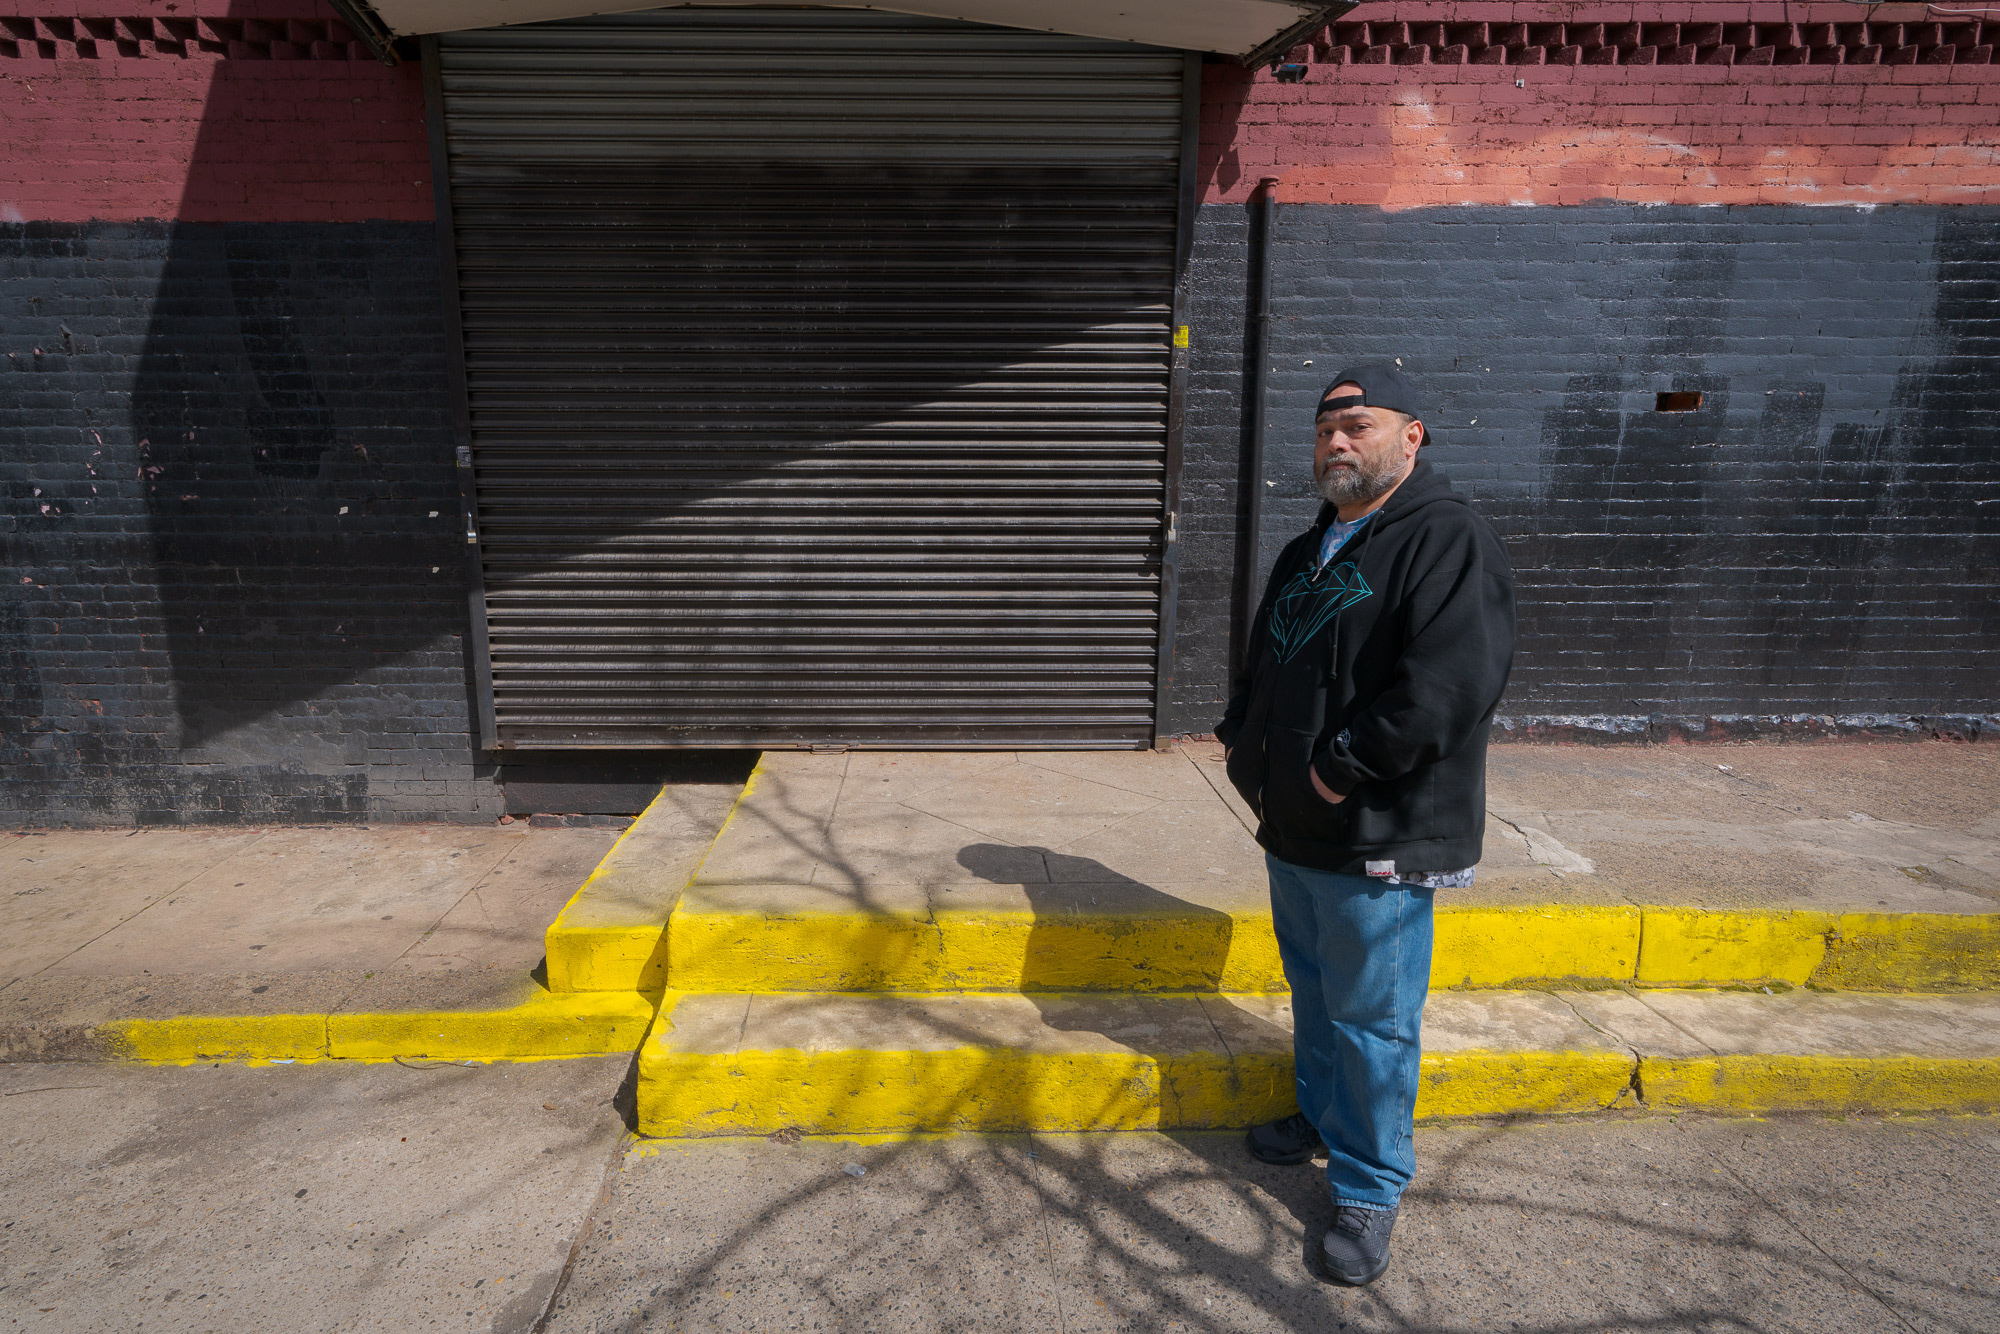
130,220,465,752
1233,203,2000,729
1512,213,2000,719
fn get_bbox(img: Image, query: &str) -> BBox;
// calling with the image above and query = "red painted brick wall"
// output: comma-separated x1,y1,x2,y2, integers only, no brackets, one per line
1201,2,2000,206
11,1,1995,222
0,0,430,222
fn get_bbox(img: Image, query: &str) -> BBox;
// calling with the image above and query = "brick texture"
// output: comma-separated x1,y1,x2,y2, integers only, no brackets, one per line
11,2,1996,223
0,220,497,826
1203,2,2000,207
5,5,1998,824
0,1,430,223
1165,202,2000,739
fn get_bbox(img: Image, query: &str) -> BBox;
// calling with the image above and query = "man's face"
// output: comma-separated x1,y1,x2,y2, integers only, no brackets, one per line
1313,383,1422,507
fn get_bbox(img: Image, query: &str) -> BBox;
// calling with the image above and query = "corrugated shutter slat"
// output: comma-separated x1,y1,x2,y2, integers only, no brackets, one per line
438,8,1183,748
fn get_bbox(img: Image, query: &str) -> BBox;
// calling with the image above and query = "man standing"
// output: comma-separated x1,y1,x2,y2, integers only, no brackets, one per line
1217,364,1515,1285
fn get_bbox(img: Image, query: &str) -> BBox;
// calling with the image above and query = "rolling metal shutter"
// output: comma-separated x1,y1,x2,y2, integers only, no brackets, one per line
433,7,1188,748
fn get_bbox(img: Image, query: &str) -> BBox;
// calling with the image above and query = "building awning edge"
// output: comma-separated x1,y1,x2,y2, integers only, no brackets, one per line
332,0,1345,64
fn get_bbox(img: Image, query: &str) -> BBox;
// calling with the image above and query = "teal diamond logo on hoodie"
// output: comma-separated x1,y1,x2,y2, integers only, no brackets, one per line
1269,561,1373,663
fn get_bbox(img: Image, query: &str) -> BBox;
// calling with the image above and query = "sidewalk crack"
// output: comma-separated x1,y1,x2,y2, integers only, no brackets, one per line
1682,1124,1924,1334
349,834,522,1011
531,1127,631,1333
1545,990,1645,1100
1488,810,1594,876
15,829,275,988
1547,988,1613,1040
1193,994,1237,1061
1044,797,1165,854
1189,754,1257,838
1628,989,1721,1055
1026,1144,1072,1334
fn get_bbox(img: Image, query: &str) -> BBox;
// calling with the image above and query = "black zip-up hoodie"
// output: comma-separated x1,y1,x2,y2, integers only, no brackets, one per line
1216,459,1516,877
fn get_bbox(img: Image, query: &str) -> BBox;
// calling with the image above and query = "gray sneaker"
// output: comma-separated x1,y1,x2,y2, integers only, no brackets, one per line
1320,1204,1396,1285
1244,1112,1323,1165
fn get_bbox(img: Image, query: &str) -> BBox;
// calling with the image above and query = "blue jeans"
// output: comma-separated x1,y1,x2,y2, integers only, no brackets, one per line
1265,852,1434,1210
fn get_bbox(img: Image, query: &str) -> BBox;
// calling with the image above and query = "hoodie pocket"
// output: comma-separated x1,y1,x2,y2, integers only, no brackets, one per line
1259,725,1351,843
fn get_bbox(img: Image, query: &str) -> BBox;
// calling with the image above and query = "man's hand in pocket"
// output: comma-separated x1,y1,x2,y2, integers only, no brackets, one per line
1310,767,1345,805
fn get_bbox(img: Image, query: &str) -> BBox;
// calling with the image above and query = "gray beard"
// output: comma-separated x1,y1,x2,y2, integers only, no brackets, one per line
1315,455,1407,507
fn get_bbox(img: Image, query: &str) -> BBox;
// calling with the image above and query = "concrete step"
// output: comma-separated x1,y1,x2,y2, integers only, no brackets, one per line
660,890,1999,994
542,781,747,992
550,748,2000,997
634,988,2000,1137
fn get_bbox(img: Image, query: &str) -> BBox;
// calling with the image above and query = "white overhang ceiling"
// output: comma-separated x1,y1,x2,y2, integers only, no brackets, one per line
344,0,1341,62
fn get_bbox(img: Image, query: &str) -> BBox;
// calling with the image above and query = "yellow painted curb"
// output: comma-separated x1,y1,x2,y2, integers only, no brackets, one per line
1632,909,2000,991
1418,1048,1638,1117
669,909,951,993
110,991,660,1065
640,1048,1170,1136
1432,907,1641,989
112,1014,329,1065
546,924,674,996
329,990,660,1061
1635,908,1835,986
633,1043,1638,1136
1818,913,2000,991
544,760,764,993
636,1041,2000,1135
545,811,672,986
669,908,1273,994
563,902,2000,995
666,904,1651,995
1640,1054,2000,1114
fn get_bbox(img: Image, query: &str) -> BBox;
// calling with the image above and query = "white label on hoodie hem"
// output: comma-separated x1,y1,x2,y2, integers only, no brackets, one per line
1365,860,1396,879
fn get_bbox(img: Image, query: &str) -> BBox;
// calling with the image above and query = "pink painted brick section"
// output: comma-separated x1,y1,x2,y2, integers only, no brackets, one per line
1,0,428,222
1203,2,2000,206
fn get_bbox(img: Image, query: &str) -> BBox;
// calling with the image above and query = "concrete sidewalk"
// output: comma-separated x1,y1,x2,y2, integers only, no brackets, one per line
5,1056,1994,1333
1483,740,2000,914
5,741,1996,1072
607,741,2000,1134
547,1115,2000,1334
0,778,744,1062
6,823,620,1018
685,740,2000,917
602,740,2000,1002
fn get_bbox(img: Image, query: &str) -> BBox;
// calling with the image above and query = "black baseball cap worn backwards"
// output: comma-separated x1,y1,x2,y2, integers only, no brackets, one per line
1315,363,1431,448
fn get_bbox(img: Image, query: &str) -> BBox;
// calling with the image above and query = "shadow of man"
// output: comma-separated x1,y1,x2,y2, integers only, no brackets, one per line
954,842,1298,1136
955,842,1238,994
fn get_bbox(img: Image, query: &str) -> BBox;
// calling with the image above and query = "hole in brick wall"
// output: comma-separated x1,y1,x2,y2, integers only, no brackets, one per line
1655,391,1704,413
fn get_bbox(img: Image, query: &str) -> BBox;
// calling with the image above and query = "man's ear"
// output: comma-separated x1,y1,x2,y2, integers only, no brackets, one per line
1405,417,1425,456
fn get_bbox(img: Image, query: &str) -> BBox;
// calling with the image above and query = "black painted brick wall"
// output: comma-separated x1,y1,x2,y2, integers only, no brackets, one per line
1167,202,2000,738
1166,206,1252,736
1,221,498,826
9,207,1997,825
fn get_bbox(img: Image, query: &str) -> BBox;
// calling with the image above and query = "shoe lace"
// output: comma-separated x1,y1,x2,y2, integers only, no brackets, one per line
1332,1206,1385,1239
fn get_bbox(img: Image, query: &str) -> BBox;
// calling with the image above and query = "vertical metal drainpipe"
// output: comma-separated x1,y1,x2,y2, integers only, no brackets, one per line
1235,177,1281,673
